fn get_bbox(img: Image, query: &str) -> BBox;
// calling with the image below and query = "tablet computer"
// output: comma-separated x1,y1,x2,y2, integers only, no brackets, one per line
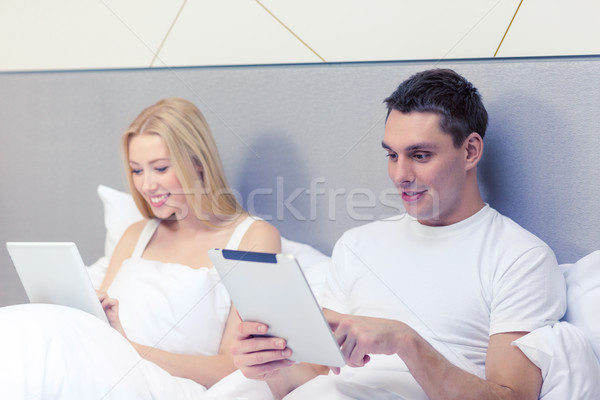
209,248,345,367
6,242,109,323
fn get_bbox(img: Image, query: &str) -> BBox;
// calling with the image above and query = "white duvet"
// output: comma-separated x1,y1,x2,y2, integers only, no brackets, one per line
0,303,214,400
1,299,598,399
204,335,484,400
1,242,598,399
0,304,152,399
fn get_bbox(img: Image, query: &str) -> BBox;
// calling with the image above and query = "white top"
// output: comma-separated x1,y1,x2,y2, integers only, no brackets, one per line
108,216,257,356
320,205,566,369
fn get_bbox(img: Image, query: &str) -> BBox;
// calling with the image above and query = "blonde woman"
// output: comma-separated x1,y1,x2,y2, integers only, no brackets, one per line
0,98,280,399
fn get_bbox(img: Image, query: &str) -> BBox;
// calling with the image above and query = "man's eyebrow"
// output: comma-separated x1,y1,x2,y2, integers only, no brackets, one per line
381,141,437,152
405,143,436,151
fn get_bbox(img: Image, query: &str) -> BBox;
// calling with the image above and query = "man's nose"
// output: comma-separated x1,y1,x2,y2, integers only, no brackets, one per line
391,158,414,186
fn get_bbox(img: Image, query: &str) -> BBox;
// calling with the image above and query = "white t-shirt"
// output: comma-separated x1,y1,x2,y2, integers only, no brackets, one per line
320,205,567,369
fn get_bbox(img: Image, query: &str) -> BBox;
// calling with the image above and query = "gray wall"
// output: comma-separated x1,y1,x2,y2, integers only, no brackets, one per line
1,57,599,306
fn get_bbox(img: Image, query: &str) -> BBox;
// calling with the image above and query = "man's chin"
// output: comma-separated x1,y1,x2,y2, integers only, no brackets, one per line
404,208,441,226
403,204,429,219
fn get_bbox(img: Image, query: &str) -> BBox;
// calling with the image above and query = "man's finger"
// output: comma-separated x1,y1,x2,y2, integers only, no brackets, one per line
323,308,343,330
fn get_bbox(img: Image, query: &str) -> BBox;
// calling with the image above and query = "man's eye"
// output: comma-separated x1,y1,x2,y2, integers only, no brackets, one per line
412,153,430,161
386,153,398,161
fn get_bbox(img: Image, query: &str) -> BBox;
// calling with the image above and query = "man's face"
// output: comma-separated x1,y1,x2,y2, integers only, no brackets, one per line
383,110,472,226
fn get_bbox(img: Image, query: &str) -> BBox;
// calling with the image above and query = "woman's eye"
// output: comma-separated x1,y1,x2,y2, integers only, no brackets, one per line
155,166,169,173
131,169,142,175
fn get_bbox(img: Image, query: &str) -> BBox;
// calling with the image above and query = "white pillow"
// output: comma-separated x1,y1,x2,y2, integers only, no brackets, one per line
92,185,331,295
513,322,600,399
97,184,144,260
86,185,144,289
559,251,600,360
281,236,330,299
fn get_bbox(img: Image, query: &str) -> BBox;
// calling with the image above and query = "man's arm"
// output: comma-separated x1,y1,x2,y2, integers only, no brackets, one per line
231,310,541,400
329,309,542,400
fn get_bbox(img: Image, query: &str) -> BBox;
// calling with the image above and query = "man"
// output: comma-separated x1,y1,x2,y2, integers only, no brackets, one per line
230,69,566,399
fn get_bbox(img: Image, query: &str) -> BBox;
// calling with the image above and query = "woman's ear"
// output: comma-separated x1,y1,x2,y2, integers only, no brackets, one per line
464,132,483,171
194,161,205,185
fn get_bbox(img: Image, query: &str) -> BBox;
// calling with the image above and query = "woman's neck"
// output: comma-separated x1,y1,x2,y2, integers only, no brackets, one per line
160,211,245,234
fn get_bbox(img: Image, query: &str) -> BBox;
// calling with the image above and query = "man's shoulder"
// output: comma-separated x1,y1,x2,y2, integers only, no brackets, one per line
482,207,559,273
486,207,549,249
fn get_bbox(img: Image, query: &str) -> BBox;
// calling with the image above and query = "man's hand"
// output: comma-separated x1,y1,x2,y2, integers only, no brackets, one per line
325,309,408,373
326,309,541,399
230,321,295,380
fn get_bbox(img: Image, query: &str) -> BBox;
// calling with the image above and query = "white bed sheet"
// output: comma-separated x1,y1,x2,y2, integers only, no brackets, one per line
0,304,207,400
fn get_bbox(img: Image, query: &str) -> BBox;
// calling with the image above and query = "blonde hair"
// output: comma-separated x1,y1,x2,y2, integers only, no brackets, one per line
121,98,244,222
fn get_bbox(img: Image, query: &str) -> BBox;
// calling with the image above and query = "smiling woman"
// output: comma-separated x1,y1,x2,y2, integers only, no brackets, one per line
128,134,186,219
121,98,243,223
0,98,281,399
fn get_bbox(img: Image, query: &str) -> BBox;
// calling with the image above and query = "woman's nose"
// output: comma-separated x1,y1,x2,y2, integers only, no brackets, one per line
142,172,158,192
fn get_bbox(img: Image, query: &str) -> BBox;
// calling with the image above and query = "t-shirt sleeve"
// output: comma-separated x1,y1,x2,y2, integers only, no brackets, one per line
489,245,566,335
318,235,352,314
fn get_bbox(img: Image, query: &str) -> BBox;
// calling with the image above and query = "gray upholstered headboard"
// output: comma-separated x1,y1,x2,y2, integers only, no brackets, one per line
1,56,599,306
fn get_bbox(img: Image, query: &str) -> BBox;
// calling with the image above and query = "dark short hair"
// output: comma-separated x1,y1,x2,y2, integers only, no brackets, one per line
384,69,488,147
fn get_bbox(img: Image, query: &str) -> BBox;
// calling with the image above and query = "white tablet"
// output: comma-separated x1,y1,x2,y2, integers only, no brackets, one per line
6,242,109,323
209,248,345,367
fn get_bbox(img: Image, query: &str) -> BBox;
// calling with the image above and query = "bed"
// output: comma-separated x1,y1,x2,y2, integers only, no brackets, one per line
0,56,599,398
104,187,600,399
63,186,600,397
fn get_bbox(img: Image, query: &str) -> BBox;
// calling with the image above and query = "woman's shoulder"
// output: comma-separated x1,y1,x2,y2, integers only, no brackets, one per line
121,219,151,243
246,218,280,239
239,218,281,253
114,219,156,258
100,219,154,291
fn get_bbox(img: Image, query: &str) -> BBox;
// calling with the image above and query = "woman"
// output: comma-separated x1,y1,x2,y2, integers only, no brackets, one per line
0,98,280,399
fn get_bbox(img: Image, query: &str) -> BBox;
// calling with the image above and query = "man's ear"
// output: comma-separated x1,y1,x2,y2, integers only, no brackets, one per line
464,132,483,171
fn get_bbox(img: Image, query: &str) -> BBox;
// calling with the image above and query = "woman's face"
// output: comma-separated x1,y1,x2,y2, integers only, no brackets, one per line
128,134,188,220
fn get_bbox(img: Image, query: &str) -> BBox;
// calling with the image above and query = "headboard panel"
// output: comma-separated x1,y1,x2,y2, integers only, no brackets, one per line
1,57,599,305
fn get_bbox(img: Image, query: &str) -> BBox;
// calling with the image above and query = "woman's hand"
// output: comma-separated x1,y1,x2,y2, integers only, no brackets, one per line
98,292,128,338
230,321,295,381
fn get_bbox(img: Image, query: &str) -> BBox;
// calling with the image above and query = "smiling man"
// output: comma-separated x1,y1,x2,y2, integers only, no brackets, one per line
382,110,483,227
228,69,566,400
